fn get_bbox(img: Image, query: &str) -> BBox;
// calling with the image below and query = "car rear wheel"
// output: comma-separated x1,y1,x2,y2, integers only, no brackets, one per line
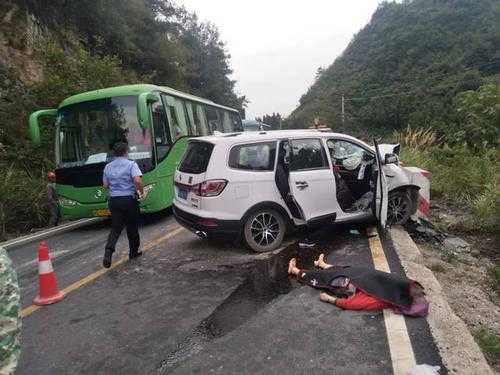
387,190,413,225
243,208,286,252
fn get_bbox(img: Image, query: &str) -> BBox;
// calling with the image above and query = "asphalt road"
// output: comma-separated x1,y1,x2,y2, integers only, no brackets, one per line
11,210,177,307
10,213,445,374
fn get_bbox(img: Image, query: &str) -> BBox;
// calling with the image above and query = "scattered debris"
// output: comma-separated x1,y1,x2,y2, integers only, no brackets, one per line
405,218,475,262
443,236,471,254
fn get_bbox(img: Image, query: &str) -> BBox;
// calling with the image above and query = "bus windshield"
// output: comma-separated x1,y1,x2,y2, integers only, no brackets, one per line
56,96,151,167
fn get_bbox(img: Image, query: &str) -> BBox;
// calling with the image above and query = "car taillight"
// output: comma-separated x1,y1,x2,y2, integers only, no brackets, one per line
192,179,227,197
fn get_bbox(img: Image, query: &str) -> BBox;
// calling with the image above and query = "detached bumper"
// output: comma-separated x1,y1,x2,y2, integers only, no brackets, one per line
173,206,241,236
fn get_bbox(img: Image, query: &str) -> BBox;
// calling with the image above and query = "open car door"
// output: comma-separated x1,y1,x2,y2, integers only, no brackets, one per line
275,140,305,221
373,139,388,227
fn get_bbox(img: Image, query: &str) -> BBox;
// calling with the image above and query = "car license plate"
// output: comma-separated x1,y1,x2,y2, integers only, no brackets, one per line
94,209,111,217
178,188,188,200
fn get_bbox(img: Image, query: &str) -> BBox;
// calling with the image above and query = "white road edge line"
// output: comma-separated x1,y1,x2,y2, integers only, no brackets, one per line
2,218,104,250
389,225,493,374
367,226,416,375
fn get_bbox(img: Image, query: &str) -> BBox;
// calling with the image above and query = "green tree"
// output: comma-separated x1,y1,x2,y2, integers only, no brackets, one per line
453,83,500,150
256,113,282,130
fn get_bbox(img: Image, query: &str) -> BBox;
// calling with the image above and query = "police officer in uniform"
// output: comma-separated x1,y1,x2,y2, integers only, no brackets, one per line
102,142,144,268
0,246,21,375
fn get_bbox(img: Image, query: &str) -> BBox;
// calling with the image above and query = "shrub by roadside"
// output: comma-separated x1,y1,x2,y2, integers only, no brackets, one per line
0,165,47,241
400,141,499,234
491,266,500,295
395,82,499,234
473,326,500,366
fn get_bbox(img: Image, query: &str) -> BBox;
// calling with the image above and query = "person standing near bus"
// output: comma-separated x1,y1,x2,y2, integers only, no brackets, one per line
47,171,59,227
102,142,144,268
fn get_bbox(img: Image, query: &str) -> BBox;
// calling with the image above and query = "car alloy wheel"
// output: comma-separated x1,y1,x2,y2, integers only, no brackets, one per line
387,190,413,225
251,212,280,246
243,208,285,252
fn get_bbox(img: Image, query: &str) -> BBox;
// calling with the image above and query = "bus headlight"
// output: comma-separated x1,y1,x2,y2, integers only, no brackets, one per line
140,184,155,201
58,197,77,207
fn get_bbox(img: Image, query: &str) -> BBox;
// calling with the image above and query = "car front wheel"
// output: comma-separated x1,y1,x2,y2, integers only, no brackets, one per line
387,190,414,225
243,208,286,252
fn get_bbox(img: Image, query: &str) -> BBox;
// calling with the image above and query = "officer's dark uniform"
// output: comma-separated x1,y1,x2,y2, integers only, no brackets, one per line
103,156,142,266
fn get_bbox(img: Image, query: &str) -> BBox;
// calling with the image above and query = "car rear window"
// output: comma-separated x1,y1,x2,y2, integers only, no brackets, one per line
178,141,214,174
228,142,276,171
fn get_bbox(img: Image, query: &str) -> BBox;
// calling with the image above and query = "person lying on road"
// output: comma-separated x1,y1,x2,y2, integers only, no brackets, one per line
288,254,429,316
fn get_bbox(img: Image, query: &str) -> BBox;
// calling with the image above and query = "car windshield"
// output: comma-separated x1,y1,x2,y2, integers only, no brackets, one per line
332,141,363,159
56,96,151,167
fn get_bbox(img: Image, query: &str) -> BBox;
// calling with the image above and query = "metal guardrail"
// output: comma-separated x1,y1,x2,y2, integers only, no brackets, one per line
1,218,105,250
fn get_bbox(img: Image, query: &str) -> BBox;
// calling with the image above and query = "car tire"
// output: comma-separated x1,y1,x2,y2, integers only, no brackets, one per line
387,190,413,225
243,208,286,252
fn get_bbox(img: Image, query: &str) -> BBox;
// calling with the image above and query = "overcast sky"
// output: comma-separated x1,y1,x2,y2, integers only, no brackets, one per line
176,0,384,119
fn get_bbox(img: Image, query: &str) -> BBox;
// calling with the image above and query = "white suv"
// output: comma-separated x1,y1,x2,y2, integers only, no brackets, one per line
173,130,424,252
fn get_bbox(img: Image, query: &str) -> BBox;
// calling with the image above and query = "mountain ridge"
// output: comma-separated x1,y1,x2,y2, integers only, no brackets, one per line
285,0,500,138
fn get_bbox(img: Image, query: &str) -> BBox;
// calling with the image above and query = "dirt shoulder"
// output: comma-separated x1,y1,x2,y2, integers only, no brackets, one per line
405,201,500,372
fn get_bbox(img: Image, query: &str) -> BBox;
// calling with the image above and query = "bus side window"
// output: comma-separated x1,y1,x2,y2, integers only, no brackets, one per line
195,103,209,135
151,100,170,161
230,113,243,132
185,101,209,136
180,98,195,136
162,95,189,141
185,102,196,135
205,106,222,133
197,105,210,134
220,110,233,133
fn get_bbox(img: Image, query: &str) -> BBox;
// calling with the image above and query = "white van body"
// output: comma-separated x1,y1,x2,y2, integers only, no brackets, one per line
173,130,423,252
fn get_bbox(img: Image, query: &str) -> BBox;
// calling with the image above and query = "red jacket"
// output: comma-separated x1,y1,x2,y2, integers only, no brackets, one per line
335,290,391,311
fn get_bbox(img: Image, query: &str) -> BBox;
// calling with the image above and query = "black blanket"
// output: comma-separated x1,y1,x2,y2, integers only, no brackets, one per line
301,266,413,307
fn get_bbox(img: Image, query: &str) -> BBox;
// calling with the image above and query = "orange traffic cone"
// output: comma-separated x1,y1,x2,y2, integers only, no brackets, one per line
33,241,65,305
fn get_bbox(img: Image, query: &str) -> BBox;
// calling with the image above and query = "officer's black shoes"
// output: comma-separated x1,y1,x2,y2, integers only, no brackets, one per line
129,251,143,260
103,249,113,268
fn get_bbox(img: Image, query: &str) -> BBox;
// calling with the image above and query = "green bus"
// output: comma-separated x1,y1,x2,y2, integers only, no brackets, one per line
29,84,243,220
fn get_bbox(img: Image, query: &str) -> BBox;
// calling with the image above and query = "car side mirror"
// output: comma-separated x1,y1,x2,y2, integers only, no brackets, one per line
385,153,399,165
137,92,160,129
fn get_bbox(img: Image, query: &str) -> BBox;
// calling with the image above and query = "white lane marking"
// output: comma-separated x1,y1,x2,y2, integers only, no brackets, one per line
17,249,70,273
2,218,104,250
21,226,185,318
17,222,177,273
367,226,416,375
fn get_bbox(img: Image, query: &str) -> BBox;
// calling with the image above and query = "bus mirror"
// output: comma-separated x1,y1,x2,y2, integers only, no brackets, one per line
29,109,57,146
137,92,160,129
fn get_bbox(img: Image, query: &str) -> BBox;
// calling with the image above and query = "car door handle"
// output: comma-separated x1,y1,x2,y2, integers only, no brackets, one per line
295,181,309,190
